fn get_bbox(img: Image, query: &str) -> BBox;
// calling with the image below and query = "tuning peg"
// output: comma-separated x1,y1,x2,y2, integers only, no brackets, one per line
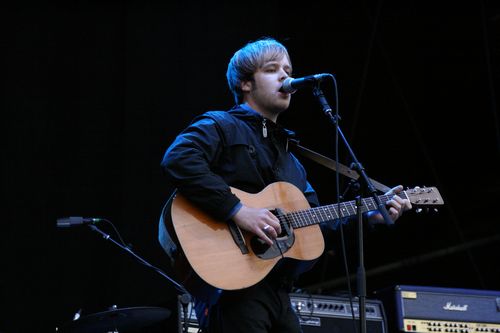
433,208,439,213
416,208,423,213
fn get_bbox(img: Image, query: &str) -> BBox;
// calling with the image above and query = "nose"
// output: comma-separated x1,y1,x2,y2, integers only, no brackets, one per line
278,68,289,81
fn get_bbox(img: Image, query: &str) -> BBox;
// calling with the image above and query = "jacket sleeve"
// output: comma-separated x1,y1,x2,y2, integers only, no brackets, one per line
304,180,320,208
161,115,240,221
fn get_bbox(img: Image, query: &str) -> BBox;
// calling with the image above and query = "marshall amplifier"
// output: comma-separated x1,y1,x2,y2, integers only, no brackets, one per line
290,293,388,333
375,285,500,333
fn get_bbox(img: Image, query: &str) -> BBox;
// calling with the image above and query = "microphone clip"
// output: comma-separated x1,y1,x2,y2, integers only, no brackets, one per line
56,216,102,228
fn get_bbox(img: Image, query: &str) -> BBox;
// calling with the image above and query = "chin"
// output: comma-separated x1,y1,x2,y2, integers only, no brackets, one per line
280,102,291,111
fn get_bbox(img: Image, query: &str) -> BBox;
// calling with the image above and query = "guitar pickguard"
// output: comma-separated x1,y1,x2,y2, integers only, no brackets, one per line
250,210,295,259
250,232,295,259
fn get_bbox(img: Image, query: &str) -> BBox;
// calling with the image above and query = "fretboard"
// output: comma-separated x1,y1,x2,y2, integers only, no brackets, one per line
284,192,408,228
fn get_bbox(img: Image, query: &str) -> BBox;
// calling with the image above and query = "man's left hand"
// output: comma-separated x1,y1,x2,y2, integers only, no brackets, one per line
367,185,412,224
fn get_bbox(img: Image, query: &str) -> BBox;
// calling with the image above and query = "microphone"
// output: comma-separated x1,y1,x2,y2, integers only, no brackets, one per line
280,73,331,94
56,216,103,228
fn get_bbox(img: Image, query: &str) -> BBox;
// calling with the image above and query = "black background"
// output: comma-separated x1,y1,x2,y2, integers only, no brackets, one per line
2,1,500,332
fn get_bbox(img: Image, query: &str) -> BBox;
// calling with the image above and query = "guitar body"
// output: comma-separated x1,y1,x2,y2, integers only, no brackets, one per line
171,182,325,298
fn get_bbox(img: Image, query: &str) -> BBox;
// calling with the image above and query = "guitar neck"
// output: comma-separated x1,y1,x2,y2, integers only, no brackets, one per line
285,193,406,228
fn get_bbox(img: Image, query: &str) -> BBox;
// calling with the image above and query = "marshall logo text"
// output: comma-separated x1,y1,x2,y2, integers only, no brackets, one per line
442,302,468,312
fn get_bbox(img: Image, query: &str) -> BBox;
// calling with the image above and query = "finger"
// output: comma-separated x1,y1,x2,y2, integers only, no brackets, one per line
388,207,400,219
402,198,412,210
265,211,282,234
392,193,404,202
391,195,405,206
386,200,402,219
405,200,412,210
391,194,411,210
267,218,282,235
257,228,274,246
386,185,403,196
396,196,412,211
387,199,402,212
392,185,404,193
262,224,278,239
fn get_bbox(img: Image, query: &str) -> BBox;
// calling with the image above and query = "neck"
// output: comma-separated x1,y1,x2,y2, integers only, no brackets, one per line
242,102,279,123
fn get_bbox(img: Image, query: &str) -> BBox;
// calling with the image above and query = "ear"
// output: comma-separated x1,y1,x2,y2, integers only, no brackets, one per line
240,80,252,93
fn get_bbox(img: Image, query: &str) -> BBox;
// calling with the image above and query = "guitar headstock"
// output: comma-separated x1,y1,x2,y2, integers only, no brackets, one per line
404,186,444,206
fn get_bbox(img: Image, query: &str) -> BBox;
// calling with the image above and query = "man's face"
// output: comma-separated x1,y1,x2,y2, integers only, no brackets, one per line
241,54,292,119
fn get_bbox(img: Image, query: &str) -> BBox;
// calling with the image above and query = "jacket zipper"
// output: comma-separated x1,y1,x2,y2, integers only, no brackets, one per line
262,119,268,138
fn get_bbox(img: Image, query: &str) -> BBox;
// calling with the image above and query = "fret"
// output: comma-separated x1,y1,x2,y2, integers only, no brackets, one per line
289,211,300,228
320,206,336,222
308,209,318,222
299,210,309,226
347,201,357,216
363,197,376,211
322,206,334,221
340,202,349,218
294,210,305,227
307,209,317,225
296,210,307,227
326,204,340,221
323,205,338,220
316,207,326,224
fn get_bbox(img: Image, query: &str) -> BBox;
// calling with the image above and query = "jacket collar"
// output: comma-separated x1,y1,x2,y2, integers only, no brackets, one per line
228,104,297,139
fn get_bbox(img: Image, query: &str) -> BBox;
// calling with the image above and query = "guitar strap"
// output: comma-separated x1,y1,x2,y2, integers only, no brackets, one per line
288,139,391,193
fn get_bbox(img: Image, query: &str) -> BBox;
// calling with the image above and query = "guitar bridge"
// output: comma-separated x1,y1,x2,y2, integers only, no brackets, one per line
227,220,249,254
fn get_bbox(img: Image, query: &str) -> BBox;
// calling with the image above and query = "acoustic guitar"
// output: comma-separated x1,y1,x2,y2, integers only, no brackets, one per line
170,181,443,300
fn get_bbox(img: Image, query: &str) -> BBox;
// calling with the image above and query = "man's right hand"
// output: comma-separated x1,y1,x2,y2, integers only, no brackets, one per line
232,205,282,245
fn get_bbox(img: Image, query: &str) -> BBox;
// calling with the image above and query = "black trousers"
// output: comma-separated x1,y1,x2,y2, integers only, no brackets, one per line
205,279,302,333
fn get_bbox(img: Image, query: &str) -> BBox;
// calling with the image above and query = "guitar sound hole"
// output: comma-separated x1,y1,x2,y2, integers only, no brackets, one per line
250,237,270,255
269,208,289,238
277,227,288,238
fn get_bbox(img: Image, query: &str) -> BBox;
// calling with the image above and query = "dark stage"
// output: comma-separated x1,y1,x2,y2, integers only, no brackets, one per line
2,1,500,332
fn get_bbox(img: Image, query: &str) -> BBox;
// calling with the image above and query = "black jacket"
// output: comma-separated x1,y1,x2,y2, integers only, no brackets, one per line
161,105,319,222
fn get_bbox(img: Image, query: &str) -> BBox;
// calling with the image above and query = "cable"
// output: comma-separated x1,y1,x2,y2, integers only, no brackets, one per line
99,218,128,247
87,223,190,296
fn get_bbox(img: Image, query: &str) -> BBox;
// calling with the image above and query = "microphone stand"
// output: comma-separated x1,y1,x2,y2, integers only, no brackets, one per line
87,224,192,333
355,195,366,333
312,84,394,333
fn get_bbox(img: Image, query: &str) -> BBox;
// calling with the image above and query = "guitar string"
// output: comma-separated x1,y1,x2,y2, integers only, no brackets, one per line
278,194,397,228
273,189,439,230
278,188,442,228
273,188,434,226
